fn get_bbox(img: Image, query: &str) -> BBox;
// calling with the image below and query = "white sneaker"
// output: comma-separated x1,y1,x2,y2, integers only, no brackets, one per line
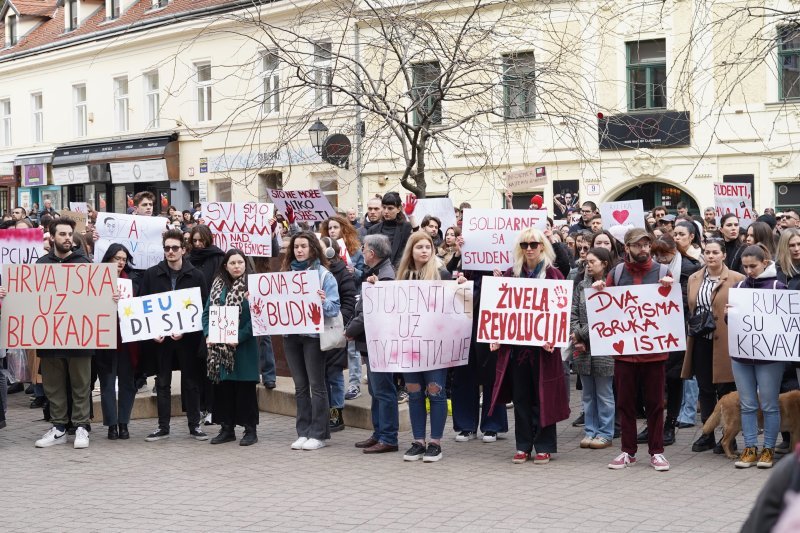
302,438,326,450
482,431,498,443
454,431,476,442
291,437,308,450
74,427,89,449
35,427,67,448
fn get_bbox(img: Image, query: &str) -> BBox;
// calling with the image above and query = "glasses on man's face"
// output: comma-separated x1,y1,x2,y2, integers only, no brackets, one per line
163,245,181,253
581,209,593,215
519,241,541,250
578,246,590,253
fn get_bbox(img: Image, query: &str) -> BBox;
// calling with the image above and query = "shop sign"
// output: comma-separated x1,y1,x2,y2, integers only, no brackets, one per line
110,160,168,184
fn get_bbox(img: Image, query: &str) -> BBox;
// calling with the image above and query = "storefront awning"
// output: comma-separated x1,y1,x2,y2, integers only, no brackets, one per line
52,133,178,167
14,152,53,166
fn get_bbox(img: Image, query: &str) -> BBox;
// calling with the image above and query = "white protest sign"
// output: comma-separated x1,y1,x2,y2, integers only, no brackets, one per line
727,288,800,361
585,283,685,356
248,271,322,335
336,239,351,265
69,202,89,214
460,209,547,270
477,277,572,348
208,306,240,344
714,182,756,229
202,202,274,256
363,280,474,372
94,212,167,270
599,199,645,244
118,288,203,342
267,188,336,223
0,228,44,266
117,278,133,300
412,198,456,233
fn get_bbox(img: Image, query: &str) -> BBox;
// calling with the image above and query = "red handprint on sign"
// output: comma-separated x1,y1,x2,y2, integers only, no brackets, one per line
553,285,568,309
307,302,322,330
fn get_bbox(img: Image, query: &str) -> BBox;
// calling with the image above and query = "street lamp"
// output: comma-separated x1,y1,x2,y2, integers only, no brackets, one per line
308,118,329,155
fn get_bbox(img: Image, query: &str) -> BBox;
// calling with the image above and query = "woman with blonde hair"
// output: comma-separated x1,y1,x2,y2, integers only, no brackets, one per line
776,228,800,290
488,227,570,465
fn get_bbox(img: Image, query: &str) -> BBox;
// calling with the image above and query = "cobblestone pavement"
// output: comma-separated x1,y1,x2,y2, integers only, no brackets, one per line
1,384,768,532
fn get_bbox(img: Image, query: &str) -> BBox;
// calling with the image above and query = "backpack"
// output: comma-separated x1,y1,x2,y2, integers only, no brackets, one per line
612,262,670,286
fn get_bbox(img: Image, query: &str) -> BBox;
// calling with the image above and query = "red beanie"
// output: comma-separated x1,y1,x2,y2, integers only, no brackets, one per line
530,194,544,209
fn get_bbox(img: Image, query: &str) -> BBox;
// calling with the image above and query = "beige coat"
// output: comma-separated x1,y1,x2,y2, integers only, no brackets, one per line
681,265,745,383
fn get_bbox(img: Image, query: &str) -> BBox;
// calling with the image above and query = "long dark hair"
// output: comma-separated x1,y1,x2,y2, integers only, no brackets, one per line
586,247,613,278
281,231,328,271
217,248,253,288
101,243,135,272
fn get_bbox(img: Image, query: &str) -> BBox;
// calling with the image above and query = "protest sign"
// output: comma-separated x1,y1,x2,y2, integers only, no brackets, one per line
1,264,117,349
208,306,240,344
363,280,474,372
412,198,456,233
477,277,572,348
202,202,273,256
727,288,800,361
117,278,133,300
336,238,352,265
0,228,44,265
460,209,547,270
599,199,645,244
94,212,166,270
69,202,89,214
714,182,756,229
585,283,685,356
118,287,203,343
248,271,322,336
266,188,336,223
58,210,87,233
505,167,547,192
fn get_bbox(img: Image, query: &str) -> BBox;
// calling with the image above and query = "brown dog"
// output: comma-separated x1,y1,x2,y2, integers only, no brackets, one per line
701,390,800,459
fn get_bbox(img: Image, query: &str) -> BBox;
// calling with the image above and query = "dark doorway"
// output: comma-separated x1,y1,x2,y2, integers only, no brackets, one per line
614,182,699,216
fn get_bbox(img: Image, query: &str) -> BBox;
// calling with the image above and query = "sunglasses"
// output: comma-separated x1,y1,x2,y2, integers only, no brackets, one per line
163,245,182,252
519,241,541,250
578,246,590,252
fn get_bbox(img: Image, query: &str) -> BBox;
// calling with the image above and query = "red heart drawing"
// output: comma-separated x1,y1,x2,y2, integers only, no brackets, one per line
612,340,625,354
612,210,629,224
658,285,671,297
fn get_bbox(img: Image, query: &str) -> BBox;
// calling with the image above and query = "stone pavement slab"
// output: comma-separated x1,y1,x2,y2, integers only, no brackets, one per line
0,381,769,532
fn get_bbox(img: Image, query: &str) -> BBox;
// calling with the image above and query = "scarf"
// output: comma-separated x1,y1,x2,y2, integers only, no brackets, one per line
625,256,654,284
665,253,682,281
206,275,246,383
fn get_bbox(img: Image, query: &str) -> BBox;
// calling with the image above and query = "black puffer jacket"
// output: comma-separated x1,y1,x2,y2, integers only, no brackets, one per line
323,258,358,370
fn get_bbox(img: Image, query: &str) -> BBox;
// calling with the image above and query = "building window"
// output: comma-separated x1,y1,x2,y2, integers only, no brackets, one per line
7,14,18,45
73,84,87,137
627,39,666,110
114,77,129,132
31,93,43,143
145,71,160,128
67,0,78,31
0,99,10,147
779,26,800,100
196,62,212,122
503,52,536,119
412,61,442,126
262,51,280,114
108,0,120,19
313,41,333,108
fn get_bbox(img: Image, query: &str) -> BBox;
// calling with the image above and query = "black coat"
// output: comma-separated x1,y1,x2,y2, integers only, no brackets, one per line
345,258,395,352
366,215,412,266
324,258,358,370
188,245,225,294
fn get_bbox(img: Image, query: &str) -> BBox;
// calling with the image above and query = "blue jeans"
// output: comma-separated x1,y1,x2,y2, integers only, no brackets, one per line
451,347,508,434
347,341,362,388
326,365,345,409
678,378,699,425
366,361,399,446
258,335,276,384
580,374,615,440
406,368,448,441
731,360,785,449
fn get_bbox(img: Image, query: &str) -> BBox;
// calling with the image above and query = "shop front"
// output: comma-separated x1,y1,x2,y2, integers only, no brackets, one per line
51,132,186,214
14,152,61,214
0,160,15,215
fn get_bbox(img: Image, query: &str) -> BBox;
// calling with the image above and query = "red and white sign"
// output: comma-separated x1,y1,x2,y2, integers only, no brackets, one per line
202,202,274,257
714,182,756,229
0,228,44,266
460,209,547,270
599,199,645,244
248,271,322,336
266,188,336,223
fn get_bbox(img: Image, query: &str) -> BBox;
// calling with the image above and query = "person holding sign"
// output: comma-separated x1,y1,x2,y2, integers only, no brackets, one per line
572,247,616,450
487,228,570,465
282,231,341,451
395,232,467,462
96,244,138,441
139,229,210,443
597,228,673,472
681,238,744,455
729,245,787,469
202,249,259,447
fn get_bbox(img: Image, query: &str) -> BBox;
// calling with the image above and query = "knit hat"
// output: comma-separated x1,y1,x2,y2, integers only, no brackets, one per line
530,194,544,209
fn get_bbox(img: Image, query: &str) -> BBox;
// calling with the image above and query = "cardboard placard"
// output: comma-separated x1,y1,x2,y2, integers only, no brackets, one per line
118,287,203,342
727,288,800,361
208,305,240,344
585,283,685,356
266,188,336,223
363,280,474,372
202,202,274,257
248,271,322,335
714,182,756,229
57,210,87,233
477,277,572,348
94,212,167,270
599,199,645,244
460,209,547,270
0,228,44,266
505,167,547,192
1,264,118,349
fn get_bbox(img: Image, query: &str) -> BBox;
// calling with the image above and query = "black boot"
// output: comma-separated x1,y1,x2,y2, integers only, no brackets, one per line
210,424,236,444
240,425,258,446
636,427,648,444
329,407,345,432
663,417,677,446
107,425,119,440
692,432,716,452
118,424,130,440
